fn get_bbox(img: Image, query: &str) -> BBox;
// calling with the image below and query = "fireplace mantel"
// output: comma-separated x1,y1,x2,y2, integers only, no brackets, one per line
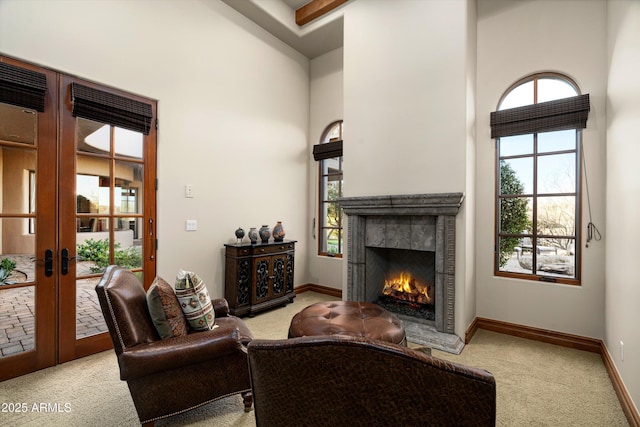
339,193,465,354
339,193,464,216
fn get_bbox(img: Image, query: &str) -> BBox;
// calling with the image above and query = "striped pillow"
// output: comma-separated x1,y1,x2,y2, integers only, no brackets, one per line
174,269,217,331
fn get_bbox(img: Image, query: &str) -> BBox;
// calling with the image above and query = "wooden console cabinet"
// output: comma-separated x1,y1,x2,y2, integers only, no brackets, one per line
224,240,296,317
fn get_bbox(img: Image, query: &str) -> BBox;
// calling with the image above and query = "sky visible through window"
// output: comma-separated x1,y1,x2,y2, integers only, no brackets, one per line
500,130,576,194
499,77,577,110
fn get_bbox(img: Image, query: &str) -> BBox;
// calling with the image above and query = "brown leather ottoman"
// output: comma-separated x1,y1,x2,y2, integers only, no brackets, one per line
288,301,406,346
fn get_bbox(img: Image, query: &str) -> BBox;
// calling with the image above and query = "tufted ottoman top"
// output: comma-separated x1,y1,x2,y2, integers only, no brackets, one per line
288,301,406,346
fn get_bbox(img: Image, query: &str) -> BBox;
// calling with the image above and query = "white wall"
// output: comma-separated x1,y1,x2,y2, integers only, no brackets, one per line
475,0,607,338
464,0,478,333
0,0,311,296
342,0,476,337
343,0,469,196
308,47,344,290
606,0,640,409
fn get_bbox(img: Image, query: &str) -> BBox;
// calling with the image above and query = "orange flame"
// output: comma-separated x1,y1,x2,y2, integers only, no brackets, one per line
382,272,431,304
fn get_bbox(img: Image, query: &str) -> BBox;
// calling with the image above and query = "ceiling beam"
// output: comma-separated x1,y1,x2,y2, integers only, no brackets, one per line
295,0,348,26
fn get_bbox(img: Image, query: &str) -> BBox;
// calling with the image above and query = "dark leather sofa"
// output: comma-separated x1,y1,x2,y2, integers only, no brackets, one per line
95,266,253,426
247,335,496,427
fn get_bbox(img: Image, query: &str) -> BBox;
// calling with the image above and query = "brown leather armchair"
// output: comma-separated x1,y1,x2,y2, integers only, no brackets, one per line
95,266,253,426
247,336,496,427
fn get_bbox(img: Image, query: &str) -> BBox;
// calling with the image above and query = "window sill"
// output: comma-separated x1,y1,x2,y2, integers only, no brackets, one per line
318,253,343,259
495,271,580,286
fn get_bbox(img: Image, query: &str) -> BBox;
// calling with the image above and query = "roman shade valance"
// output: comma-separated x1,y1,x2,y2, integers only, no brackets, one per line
490,94,590,139
313,140,343,161
71,83,153,135
0,62,47,112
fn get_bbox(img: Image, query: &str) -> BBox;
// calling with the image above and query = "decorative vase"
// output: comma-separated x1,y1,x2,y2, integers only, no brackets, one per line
272,221,285,242
259,225,271,243
248,227,258,244
235,227,245,243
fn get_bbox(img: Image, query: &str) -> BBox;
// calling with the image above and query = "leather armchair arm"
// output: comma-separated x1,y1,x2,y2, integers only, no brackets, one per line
212,298,230,317
118,326,245,381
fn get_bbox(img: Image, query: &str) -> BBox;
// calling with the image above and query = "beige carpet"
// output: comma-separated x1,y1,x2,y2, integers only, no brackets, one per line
0,291,628,426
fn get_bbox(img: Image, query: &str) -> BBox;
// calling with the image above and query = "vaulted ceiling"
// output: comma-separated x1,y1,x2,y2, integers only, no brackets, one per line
220,0,350,59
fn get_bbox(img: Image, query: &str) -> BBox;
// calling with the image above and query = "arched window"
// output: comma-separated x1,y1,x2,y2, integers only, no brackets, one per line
314,121,343,256
491,73,590,285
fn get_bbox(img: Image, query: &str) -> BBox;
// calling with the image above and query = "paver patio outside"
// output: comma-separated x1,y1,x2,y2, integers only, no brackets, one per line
0,259,108,357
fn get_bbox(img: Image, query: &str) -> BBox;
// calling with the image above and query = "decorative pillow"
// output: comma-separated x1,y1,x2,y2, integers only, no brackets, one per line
146,276,189,339
174,269,217,331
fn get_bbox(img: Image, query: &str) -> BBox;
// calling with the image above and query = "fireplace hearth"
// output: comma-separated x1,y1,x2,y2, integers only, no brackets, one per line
339,193,464,354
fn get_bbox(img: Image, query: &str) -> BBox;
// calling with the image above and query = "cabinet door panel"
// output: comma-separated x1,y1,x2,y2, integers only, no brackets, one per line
272,254,286,296
254,257,270,301
286,252,295,293
237,259,251,305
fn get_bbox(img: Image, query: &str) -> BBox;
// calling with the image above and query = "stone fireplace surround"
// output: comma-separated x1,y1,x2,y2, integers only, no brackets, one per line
339,193,465,354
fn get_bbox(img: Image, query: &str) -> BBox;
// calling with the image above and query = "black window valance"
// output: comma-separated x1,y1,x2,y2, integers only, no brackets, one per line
313,140,343,161
0,62,47,112
490,94,590,139
71,83,153,135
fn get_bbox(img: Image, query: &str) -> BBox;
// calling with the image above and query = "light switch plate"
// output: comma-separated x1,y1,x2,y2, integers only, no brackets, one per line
186,219,197,231
185,185,194,198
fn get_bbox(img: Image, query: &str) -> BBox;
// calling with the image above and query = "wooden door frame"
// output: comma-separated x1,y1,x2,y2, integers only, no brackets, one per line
0,56,58,380
57,75,157,363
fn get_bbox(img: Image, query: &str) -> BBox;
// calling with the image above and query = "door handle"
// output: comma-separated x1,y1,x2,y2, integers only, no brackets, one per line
61,248,69,275
44,249,53,277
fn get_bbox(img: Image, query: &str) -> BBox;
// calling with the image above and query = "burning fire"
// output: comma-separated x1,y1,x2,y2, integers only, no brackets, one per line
382,272,432,305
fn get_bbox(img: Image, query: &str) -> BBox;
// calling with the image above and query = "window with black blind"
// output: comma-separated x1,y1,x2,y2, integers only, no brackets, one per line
492,73,590,285
314,120,343,257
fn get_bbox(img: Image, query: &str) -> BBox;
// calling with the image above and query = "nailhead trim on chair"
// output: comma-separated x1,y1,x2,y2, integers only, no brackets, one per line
100,268,127,351
142,389,253,425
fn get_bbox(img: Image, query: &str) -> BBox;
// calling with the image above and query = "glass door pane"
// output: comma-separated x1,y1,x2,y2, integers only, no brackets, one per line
73,120,146,339
0,108,38,358
0,218,36,357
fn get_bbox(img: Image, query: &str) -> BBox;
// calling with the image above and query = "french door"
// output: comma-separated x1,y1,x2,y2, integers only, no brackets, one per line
0,56,157,380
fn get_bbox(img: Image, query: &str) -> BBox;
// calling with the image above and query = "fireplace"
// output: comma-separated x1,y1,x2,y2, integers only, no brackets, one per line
339,193,464,354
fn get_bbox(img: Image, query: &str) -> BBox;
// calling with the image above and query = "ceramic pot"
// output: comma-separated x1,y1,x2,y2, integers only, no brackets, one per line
235,227,245,242
259,225,271,243
272,221,285,242
248,227,258,244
